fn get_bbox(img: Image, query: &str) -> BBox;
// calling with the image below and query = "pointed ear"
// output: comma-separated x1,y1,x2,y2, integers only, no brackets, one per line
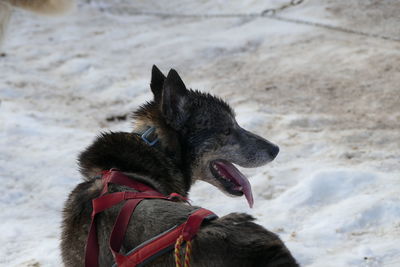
150,65,166,102
162,69,189,130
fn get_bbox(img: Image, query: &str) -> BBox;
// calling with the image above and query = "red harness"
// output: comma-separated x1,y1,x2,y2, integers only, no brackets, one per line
85,170,217,267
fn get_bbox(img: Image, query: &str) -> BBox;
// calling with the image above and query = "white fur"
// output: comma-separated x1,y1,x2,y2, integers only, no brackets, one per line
6,0,74,14
0,0,74,47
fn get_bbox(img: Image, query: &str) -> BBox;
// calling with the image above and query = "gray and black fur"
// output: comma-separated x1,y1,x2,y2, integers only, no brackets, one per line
61,66,298,267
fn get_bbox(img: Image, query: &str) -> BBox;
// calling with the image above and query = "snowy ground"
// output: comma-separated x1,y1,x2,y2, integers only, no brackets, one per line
1,0,399,266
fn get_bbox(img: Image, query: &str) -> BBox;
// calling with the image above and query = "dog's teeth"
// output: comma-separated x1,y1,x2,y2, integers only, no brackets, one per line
232,186,242,191
212,163,232,182
221,175,229,181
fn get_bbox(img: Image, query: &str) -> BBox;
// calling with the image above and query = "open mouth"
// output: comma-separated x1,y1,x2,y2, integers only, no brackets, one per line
210,159,254,208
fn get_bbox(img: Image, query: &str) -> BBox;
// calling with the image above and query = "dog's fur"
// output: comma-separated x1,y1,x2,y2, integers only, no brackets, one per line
61,66,298,267
0,0,74,46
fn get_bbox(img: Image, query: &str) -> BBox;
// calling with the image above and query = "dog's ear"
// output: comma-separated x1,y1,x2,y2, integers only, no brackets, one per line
161,69,189,130
150,65,166,103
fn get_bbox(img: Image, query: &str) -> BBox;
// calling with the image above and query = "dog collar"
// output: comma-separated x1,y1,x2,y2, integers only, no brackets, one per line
138,126,159,146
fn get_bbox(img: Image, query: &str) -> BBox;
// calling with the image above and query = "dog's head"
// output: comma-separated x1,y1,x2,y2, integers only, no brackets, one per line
138,66,279,207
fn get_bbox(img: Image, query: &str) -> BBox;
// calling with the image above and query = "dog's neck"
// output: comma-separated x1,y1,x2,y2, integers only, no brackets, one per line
78,100,193,196
132,102,187,167
132,121,186,173
131,103,192,191
79,132,189,196
78,126,190,197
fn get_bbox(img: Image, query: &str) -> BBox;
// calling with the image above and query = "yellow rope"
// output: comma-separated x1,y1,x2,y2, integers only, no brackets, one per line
175,235,192,267
184,240,192,267
174,235,184,267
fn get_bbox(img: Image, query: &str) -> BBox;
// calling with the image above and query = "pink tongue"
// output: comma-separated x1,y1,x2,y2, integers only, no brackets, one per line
214,161,254,208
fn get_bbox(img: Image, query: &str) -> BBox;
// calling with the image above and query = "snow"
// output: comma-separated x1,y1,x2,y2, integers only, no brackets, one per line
1,0,399,266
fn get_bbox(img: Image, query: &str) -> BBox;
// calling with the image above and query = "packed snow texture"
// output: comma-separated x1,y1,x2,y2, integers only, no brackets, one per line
0,0,399,266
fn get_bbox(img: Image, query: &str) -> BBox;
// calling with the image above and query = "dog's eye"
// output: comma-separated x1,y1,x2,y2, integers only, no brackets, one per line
224,128,231,136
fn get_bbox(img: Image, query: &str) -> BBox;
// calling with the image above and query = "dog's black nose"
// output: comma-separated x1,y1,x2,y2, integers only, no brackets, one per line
268,145,279,160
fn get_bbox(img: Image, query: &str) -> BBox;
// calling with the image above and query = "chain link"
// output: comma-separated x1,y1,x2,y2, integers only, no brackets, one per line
93,0,400,43
261,0,304,16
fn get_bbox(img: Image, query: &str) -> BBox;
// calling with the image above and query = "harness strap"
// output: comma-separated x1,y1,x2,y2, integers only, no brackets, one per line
174,208,216,267
110,198,143,263
86,215,100,267
86,191,133,267
101,169,158,195
86,192,171,267
120,208,216,267
85,170,216,267
181,208,214,241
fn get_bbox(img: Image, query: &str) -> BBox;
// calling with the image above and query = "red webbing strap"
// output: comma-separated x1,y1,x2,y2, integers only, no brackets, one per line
182,208,215,241
93,192,168,213
168,193,189,203
121,208,215,267
85,192,128,267
85,192,171,267
85,169,192,267
121,224,186,267
110,199,143,265
86,218,100,267
101,170,158,195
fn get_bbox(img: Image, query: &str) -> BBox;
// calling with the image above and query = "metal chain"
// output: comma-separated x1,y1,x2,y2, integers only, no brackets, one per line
265,15,400,42
261,0,304,16
95,0,400,43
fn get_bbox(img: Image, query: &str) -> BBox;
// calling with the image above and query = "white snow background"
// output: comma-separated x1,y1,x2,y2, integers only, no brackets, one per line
0,0,399,266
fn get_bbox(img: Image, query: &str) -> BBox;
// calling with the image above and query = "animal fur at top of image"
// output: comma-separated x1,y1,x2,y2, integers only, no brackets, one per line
0,0,74,46
61,66,298,267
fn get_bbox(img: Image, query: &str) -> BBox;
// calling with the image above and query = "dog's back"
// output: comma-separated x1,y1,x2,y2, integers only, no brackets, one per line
62,180,298,267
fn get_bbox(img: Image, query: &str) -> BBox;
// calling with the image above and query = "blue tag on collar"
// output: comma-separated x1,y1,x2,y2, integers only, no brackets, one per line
141,126,159,146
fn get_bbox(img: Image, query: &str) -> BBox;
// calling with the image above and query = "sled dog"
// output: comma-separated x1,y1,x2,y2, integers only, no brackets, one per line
61,66,298,267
